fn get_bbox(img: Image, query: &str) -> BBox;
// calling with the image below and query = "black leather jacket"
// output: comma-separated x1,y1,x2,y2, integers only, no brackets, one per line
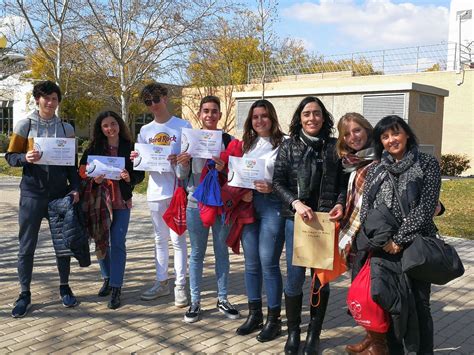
272,136,347,218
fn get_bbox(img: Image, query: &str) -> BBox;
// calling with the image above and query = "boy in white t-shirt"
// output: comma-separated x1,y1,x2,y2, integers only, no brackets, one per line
132,83,191,307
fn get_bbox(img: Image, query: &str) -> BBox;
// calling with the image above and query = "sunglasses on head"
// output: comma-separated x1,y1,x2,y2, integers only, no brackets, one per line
144,97,161,106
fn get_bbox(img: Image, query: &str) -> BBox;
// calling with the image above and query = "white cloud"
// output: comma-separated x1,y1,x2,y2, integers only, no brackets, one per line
282,0,449,50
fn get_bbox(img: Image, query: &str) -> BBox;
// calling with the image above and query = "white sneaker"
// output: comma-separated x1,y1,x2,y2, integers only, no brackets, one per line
174,285,189,308
184,303,202,323
140,281,170,301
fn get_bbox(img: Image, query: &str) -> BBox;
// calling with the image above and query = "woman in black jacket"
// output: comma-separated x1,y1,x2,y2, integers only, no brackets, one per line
79,111,144,309
273,97,346,354
360,115,441,354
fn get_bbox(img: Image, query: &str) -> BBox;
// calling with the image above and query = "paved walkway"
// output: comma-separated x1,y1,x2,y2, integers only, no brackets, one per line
0,176,473,354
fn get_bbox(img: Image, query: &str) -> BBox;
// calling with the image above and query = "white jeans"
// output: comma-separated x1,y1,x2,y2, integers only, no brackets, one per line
148,199,187,286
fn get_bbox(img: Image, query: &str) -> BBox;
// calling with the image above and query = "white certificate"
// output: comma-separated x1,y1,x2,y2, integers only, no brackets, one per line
227,156,266,189
86,155,125,180
33,137,76,166
133,143,172,173
181,128,222,159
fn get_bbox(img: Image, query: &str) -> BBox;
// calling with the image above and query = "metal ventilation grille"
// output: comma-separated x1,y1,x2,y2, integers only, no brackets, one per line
419,144,435,156
419,94,437,113
236,100,254,132
362,94,406,126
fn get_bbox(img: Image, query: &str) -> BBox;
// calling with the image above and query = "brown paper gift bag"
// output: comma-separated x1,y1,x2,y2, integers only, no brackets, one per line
292,212,335,269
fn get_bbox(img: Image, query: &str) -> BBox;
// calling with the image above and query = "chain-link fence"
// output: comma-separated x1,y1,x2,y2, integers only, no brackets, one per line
247,42,471,83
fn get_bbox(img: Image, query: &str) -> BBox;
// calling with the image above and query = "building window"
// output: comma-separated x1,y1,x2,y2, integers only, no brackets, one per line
418,94,437,113
419,144,435,156
362,94,407,127
0,101,14,135
134,113,153,138
236,100,255,132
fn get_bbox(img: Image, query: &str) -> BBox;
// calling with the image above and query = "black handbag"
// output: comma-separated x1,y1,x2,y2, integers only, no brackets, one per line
401,234,464,285
387,173,465,285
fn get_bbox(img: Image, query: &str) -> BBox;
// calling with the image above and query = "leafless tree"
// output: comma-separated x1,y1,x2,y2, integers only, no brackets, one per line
6,0,82,89
74,0,232,123
184,11,261,132
255,0,278,99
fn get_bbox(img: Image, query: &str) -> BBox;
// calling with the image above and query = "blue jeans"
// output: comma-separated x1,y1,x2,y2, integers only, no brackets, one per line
99,208,130,288
187,206,230,303
284,218,330,297
241,193,285,309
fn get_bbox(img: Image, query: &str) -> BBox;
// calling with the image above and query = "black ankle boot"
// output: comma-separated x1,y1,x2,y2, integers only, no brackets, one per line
303,283,330,355
108,287,121,309
236,301,263,335
284,293,303,355
98,278,111,297
256,307,282,342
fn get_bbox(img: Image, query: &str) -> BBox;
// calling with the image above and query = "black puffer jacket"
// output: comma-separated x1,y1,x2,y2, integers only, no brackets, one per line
48,195,91,267
370,252,419,352
272,136,347,217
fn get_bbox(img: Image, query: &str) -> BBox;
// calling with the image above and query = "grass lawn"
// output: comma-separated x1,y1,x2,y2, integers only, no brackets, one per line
0,157,22,177
437,179,474,239
134,172,149,194
1,156,472,238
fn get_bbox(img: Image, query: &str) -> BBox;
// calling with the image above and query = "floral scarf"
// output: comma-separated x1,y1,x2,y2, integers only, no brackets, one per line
367,146,423,216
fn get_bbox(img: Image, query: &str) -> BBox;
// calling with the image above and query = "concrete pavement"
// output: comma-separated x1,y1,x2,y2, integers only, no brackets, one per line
0,176,473,354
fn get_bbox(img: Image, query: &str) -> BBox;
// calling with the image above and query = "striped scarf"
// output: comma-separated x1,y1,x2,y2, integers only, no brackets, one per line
81,179,113,259
338,147,376,251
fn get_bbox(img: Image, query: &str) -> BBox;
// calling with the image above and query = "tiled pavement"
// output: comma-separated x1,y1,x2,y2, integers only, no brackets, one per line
0,176,473,354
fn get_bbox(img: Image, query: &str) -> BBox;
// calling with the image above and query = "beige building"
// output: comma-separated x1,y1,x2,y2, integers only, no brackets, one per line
182,69,473,174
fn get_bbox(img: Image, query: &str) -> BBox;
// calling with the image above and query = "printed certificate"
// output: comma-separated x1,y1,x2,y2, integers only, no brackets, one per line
33,137,76,166
227,156,265,189
133,143,172,173
86,155,125,180
181,128,222,159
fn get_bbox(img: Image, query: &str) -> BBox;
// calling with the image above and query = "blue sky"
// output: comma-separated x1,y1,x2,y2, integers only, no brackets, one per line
255,0,452,55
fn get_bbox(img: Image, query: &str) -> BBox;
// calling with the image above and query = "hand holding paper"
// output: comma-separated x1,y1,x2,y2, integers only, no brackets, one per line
292,212,336,270
227,156,265,189
86,155,125,180
181,128,223,159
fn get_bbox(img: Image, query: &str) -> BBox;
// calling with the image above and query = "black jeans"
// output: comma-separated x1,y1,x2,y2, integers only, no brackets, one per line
18,196,71,292
388,278,433,355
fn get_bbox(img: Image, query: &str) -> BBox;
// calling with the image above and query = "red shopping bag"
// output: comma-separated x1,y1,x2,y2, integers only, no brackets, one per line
163,185,187,235
346,256,390,333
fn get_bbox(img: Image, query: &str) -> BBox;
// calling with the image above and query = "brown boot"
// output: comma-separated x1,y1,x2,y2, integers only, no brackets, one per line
345,331,371,354
359,331,388,355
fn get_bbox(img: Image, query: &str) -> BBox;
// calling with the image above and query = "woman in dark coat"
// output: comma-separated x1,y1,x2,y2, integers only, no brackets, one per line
360,115,441,354
273,97,346,354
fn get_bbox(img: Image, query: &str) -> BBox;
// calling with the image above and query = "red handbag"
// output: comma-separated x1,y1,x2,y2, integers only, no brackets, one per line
163,181,187,235
346,256,390,333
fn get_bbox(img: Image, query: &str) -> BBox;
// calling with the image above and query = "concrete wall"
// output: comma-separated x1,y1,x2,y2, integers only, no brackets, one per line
183,69,473,175
0,74,34,127
408,92,444,159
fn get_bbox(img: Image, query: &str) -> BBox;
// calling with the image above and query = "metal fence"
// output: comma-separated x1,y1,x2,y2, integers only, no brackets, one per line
247,42,471,83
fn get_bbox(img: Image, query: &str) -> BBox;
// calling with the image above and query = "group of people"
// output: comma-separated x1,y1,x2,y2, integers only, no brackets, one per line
6,80,442,355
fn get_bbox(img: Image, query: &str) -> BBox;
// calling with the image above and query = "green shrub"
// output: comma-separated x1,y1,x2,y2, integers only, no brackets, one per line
441,154,471,176
79,139,90,153
0,133,9,153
